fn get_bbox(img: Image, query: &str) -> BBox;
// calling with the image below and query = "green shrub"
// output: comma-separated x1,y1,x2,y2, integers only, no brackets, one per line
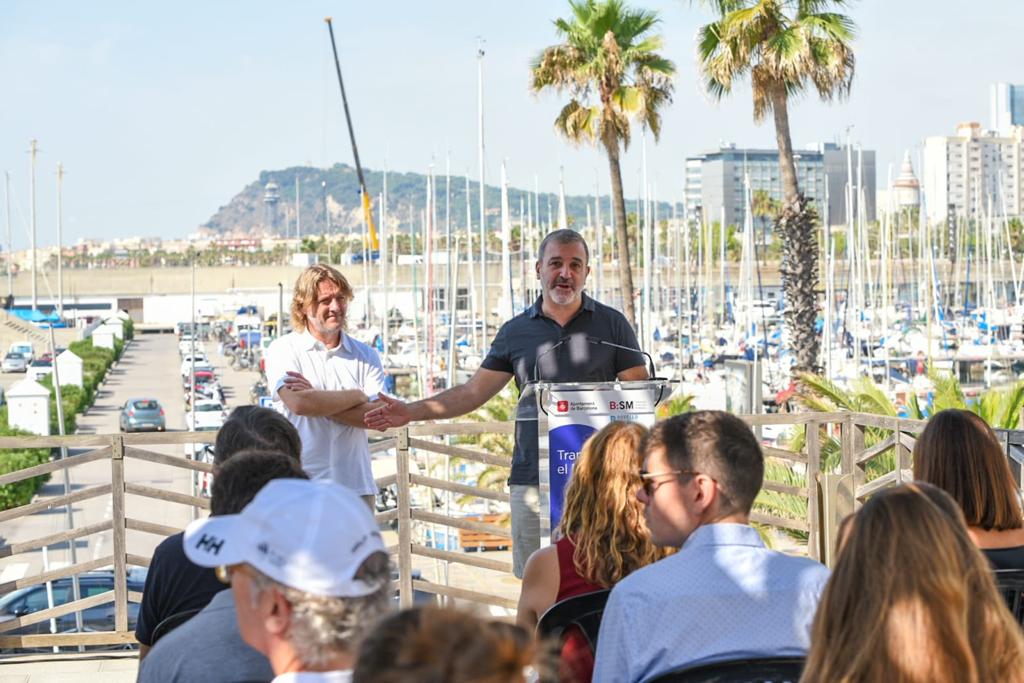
0,425,52,510
123,318,134,341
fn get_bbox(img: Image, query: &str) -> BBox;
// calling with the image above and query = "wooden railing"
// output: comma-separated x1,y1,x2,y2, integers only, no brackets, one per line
0,412,1022,651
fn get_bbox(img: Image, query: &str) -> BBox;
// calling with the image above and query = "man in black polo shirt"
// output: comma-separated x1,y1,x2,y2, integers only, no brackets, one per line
365,229,648,576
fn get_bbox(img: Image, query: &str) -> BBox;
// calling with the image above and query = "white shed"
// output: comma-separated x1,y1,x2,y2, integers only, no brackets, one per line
93,329,117,350
99,320,124,341
55,350,84,388
8,378,51,436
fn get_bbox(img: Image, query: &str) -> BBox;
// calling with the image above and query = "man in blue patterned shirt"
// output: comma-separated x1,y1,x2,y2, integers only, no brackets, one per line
593,411,830,683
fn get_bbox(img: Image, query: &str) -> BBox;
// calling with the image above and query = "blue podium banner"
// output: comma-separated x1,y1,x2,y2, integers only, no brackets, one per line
546,387,657,531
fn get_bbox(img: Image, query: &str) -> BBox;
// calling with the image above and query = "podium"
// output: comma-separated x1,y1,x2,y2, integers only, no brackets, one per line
518,379,672,544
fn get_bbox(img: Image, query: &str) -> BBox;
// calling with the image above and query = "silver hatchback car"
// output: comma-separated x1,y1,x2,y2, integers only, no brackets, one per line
119,398,166,433
1,353,27,373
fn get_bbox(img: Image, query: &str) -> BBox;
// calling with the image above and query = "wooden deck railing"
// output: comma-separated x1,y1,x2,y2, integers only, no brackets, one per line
0,412,1021,651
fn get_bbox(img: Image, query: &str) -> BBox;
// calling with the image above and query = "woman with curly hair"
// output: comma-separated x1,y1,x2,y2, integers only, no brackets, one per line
516,421,668,682
801,482,1024,683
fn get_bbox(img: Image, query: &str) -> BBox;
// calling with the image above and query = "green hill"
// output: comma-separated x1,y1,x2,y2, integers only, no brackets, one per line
203,163,677,236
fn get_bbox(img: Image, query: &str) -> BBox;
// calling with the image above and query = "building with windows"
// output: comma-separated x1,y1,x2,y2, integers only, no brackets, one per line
991,83,1024,136
922,122,1024,225
683,143,876,229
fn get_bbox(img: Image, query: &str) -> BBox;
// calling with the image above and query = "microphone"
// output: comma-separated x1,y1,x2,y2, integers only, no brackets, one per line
585,336,662,380
533,336,570,384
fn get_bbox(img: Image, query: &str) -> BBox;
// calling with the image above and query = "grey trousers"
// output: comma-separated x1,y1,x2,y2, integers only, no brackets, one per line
510,484,541,579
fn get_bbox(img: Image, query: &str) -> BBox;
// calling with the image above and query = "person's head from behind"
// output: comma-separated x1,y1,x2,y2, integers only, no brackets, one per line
353,606,538,683
558,422,666,586
913,408,1023,532
638,411,763,547
803,483,1024,683
184,479,391,674
213,405,302,469
290,264,354,341
536,229,590,307
209,449,308,516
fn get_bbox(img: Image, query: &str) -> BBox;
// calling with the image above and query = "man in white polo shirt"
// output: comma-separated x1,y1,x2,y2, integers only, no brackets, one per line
265,264,382,505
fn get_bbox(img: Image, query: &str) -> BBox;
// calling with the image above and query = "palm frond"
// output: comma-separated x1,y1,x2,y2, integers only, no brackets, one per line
995,382,1024,429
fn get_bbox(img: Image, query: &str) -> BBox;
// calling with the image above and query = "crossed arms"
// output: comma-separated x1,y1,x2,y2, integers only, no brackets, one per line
276,371,378,427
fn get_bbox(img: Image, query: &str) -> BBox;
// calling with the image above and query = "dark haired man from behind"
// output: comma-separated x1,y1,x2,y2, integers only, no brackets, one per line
592,411,830,683
138,450,308,683
135,406,302,661
365,229,648,577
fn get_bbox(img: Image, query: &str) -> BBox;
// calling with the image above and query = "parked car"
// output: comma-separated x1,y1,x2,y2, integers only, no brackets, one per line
8,342,34,363
178,336,203,357
0,569,147,647
119,398,166,433
186,399,228,432
26,359,53,382
179,357,212,378
2,353,28,373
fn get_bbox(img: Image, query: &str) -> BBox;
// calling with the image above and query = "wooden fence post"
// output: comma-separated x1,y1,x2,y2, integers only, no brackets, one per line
805,419,821,562
111,434,128,633
396,427,413,609
841,416,866,508
817,472,854,569
895,418,913,483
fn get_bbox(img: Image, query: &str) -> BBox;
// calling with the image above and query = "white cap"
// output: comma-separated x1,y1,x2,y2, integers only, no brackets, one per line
183,479,386,598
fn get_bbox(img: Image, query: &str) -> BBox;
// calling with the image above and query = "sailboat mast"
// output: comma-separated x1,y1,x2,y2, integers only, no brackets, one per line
56,162,64,319
3,171,11,298
29,139,37,312
476,41,488,350
464,173,479,351
500,161,513,321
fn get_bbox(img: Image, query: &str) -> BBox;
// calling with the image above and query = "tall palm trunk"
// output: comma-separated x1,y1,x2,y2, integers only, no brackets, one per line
605,140,637,328
770,84,821,373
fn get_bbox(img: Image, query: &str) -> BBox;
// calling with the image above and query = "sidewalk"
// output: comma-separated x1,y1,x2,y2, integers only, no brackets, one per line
0,653,137,682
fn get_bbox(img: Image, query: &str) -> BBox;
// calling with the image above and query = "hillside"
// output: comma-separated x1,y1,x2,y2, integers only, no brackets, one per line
202,163,677,236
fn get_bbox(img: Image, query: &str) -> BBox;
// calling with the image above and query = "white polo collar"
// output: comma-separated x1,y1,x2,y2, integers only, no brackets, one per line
297,328,352,354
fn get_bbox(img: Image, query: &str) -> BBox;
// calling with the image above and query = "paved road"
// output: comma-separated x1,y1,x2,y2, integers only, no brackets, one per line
0,332,261,585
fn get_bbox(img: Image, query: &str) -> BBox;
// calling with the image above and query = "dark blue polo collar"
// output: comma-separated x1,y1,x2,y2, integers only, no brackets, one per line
527,292,596,319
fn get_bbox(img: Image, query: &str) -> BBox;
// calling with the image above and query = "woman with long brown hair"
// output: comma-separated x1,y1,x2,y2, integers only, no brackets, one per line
517,421,667,682
801,483,1024,683
913,408,1024,568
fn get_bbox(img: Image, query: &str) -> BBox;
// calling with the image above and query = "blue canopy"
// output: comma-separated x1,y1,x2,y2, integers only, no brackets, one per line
10,308,60,323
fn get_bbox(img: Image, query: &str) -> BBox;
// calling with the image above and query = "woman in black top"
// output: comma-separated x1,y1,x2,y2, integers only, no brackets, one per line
913,409,1024,570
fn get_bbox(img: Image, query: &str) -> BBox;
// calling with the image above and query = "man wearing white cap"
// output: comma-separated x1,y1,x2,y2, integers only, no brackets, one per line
184,478,392,682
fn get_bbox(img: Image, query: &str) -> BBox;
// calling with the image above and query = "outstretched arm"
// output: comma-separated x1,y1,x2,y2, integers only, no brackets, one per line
277,371,368,417
364,367,512,431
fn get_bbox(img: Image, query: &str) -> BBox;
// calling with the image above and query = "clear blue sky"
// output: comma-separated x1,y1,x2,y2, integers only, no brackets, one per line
1,1,1022,247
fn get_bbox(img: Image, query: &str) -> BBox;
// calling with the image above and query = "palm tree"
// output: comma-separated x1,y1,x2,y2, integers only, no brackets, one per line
532,0,675,328
696,0,856,372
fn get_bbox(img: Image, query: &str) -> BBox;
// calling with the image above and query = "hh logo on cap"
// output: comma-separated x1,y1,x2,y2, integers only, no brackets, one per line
556,400,569,413
195,534,224,555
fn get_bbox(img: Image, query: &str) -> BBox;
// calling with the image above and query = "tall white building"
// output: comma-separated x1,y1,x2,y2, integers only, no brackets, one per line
992,83,1024,135
922,122,1024,225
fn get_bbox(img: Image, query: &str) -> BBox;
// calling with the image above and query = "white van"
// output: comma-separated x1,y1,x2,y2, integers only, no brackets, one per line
8,342,34,362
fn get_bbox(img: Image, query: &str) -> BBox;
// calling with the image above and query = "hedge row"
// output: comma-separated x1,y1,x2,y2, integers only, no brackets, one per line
0,319,130,510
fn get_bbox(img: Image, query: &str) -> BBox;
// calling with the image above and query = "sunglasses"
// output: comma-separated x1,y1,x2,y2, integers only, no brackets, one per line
216,563,247,585
639,469,699,496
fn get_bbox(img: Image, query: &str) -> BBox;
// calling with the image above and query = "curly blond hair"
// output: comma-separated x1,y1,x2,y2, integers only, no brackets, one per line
289,264,354,332
557,421,669,587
